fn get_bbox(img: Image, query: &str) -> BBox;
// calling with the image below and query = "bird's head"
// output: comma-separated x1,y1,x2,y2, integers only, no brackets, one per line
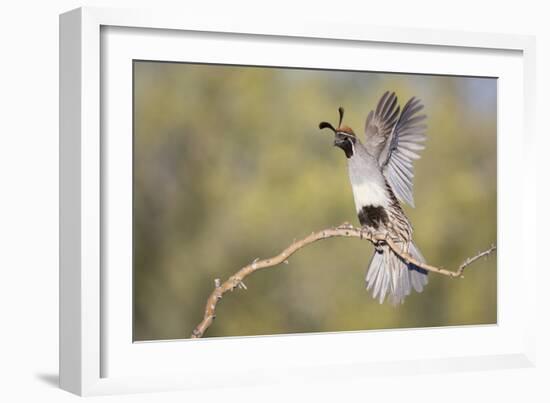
319,107,356,158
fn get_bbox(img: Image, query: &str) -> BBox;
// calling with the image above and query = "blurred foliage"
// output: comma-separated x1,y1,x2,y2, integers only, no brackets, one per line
133,61,497,341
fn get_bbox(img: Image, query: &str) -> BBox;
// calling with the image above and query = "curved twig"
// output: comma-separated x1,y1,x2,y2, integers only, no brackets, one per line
190,223,496,338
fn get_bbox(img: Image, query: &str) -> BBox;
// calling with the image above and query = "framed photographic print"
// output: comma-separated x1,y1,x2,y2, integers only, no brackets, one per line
60,6,537,396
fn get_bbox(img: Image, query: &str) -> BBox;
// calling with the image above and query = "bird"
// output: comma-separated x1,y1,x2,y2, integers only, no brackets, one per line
319,91,429,305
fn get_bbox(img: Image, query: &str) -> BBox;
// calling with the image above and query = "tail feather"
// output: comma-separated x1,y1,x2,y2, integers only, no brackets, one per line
408,242,428,293
365,242,428,305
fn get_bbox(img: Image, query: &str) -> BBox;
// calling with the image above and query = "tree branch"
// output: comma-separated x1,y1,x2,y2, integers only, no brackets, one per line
190,223,496,338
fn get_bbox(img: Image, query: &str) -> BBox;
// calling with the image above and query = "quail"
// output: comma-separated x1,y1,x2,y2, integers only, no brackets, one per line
319,91,428,304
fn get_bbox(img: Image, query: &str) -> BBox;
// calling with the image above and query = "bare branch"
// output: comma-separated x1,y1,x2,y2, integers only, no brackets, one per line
458,244,497,277
190,223,496,338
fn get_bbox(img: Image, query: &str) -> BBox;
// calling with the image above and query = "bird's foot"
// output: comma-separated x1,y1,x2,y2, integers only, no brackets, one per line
359,227,374,240
369,229,388,242
373,230,390,252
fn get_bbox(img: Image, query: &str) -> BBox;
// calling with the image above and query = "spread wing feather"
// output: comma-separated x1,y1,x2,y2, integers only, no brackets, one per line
364,93,427,207
363,91,401,159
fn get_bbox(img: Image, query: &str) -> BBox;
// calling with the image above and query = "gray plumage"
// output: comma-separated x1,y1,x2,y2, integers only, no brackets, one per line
366,241,427,305
366,93,427,208
319,91,429,304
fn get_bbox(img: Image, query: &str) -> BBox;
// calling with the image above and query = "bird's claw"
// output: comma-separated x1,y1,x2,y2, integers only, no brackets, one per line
372,230,390,252
359,227,374,240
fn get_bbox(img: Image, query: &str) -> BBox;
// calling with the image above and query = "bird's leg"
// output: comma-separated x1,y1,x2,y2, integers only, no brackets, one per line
374,228,390,253
362,226,386,253
359,226,372,240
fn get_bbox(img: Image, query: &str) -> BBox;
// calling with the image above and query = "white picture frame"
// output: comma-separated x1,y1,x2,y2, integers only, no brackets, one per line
59,6,537,396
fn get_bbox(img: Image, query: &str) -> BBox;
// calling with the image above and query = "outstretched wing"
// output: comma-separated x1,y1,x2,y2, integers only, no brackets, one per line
363,91,401,160
364,92,427,207
379,97,427,207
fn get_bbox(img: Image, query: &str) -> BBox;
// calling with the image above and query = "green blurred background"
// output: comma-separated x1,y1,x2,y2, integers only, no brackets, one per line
133,61,497,341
